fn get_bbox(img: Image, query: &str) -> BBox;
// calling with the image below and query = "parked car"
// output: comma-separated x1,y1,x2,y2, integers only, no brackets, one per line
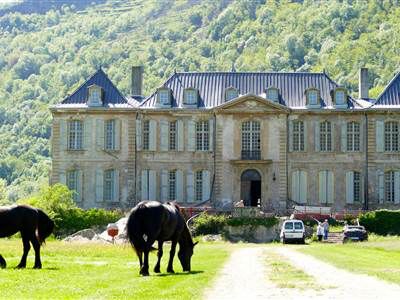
342,225,368,242
280,219,305,244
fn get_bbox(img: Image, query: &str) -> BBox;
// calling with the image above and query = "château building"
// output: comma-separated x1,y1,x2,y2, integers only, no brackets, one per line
50,66,400,213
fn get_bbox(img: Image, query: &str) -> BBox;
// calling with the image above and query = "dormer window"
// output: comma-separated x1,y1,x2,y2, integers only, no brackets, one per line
225,88,238,101
306,89,320,108
266,88,279,102
334,88,347,108
88,85,102,107
184,89,198,105
157,88,171,107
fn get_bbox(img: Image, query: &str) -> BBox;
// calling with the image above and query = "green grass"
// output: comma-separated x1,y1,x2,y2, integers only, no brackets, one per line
300,235,400,284
0,239,230,299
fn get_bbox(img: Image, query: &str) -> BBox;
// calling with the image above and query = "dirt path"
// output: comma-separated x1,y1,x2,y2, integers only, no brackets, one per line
204,246,400,300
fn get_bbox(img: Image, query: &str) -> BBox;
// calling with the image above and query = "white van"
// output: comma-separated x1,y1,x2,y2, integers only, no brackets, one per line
280,219,305,244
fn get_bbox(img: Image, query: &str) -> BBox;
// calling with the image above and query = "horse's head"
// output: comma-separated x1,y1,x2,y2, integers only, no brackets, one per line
178,241,198,272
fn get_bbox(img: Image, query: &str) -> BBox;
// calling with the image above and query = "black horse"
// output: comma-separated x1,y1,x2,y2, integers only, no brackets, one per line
0,205,54,269
127,201,198,276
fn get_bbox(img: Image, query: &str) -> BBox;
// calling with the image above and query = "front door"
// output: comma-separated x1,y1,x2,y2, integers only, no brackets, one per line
240,169,261,206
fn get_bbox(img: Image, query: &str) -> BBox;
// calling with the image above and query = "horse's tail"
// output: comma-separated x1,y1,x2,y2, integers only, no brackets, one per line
126,204,155,253
36,209,54,245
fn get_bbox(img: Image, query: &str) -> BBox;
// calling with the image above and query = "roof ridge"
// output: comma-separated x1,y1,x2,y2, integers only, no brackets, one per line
173,71,326,75
373,70,400,106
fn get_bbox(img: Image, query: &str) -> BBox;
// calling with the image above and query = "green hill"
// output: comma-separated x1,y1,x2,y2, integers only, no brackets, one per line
0,0,399,202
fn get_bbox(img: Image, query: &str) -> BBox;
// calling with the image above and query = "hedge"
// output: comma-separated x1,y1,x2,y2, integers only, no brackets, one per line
359,209,400,235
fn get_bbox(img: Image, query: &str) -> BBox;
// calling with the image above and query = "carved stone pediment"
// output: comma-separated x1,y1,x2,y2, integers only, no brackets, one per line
216,94,289,113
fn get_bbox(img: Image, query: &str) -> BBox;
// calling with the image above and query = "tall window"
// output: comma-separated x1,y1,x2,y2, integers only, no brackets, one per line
347,122,360,151
196,121,209,151
353,171,361,202
293,120,304,151
68,120,83,150
307,90,319,106
195,170,203,201
320,121,332,151
225,88,238,101
385,171,395,202
384,121,399,152
158,90,170,105
66,170,79,202
169,121,177,151
105,119,115,150
104,169,115,202
168,170,176,201
143,120,150,150
266,88,279,102
242,121,261,159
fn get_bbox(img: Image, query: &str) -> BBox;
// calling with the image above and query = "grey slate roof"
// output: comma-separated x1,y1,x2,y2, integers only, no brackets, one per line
140,72,354,109
61,68,127,105
374,72,400,107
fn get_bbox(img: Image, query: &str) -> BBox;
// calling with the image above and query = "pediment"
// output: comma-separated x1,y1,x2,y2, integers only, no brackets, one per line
215,94,289,113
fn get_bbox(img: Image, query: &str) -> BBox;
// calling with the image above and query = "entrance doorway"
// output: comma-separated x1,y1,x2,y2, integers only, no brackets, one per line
240,169,261,207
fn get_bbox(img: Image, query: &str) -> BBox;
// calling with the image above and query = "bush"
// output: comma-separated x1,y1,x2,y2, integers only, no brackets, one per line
226,216,278,228
359,209,400,235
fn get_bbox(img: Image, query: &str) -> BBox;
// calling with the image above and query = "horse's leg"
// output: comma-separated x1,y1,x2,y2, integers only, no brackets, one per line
0,254,6,269
154,240,163,273
137,250,143,268
16,233,30,269
167,239,177,273
140,250,150,276
31,235,42,269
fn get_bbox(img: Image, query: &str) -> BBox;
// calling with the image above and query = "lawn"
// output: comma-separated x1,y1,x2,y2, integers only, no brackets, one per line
0,239,230,300
300,235,400,284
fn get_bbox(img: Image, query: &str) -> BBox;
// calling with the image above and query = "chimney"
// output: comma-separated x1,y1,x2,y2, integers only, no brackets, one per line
359,67,369,99
131,66,144,97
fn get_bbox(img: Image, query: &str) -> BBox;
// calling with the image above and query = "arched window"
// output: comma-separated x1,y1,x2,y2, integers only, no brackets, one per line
320,121,332,151
225,88,238,101
241,121,261,159
266,88,279,102
384,121,399,152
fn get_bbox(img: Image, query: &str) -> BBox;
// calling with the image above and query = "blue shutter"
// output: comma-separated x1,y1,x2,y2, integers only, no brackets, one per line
376,120,384,152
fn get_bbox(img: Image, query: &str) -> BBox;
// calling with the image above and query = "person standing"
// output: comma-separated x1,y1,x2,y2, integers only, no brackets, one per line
322,219,329,240
317,223,324,241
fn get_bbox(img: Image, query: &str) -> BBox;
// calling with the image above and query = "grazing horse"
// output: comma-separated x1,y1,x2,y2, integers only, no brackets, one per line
126,201,198,276
0,205,54,269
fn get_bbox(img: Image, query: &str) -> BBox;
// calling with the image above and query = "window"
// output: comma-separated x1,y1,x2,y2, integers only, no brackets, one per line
143,120,150,150
347,122,360,151
184,89,197,105
66,170,79,202
88,87,102,106
242,121,261,159
168,170,176,201
384,121,399,152
105,120,115,150
68,120,83,150
307,90,319,106
266,88,279,102
195,170,203,201
225,88,238,101
169,121,177,151
320,121,332,151
158,89,170,105
293,120,304,151
335,90,346,105
319,170,334,204
196,121,209,151
291,170,307,203
104,169,115,202
385,171,395,202
353,171,361,202
284,222,293,230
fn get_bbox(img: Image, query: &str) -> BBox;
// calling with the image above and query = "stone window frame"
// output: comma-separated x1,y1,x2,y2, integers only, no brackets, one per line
103,169,115,202
195,120,209,151
195,169,203,202
142,120,150,150
384,170,395,202
319,120,332,152
168,170,177,201
225,87,239,102
306,88,320,107
266,87,279,102
66,169,79,202
67,119,83,150
346,121,360,152
384,121,399,152
104,119,116,151
241,120,261,152
169,120,177,151
292,120,305,152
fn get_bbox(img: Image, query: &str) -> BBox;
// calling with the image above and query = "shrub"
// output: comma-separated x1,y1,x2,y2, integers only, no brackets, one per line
359,210,400,235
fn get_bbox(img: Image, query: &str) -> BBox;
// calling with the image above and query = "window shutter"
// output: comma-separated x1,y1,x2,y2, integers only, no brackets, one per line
330,123,335,152
176,170,183,201
187,120,195,151
149,120,157,151
327,171,334,203
395,171,400,204
303,122,308,151
113,169,119,202
299,171,307,204
177,120,184,151
59,119,67,151
359,122,364,151
186,170,194,202
59,171,66,185
314,121,320,152
76,170,83,202
378,171,384,204
160,169,168,202
341,123,347,152
376,120,384,152
291,171,299,202
115,119,121,151
83,118,92,150
202,170,210,202
141,170,148,201
95,169,103,202
136,119,142,151
288,120,293,152
318,171,326,203
160,121,168,151
346,171,354,204
149,170,157,201
209,119,214,151
96,119,104,150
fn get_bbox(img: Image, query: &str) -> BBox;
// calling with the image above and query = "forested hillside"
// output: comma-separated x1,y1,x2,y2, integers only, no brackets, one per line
1,0,400,202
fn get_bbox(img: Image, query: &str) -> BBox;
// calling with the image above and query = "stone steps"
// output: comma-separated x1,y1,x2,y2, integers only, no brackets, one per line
323,232,343,243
